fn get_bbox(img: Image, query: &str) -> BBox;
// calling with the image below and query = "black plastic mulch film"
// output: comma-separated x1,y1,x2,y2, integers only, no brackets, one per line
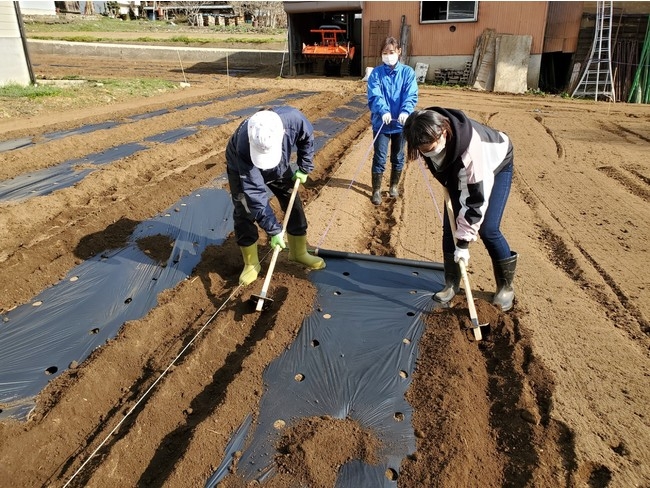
206,253,444,487
0,93,368,418
0,93,448,486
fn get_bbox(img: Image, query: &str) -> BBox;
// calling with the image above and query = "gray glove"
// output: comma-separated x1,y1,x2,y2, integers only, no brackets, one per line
381,113,392,125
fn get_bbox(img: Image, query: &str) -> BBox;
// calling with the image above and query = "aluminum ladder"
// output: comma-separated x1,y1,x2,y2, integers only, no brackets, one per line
572,0,615,101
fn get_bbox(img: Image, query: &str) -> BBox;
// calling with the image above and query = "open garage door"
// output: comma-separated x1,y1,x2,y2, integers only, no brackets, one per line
284,1,362,77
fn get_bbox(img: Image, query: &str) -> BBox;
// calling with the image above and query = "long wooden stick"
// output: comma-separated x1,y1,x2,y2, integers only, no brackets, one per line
255,178,301,311
443,190,483,341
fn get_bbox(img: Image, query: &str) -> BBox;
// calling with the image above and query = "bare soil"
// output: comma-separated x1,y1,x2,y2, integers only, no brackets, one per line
0,45,649,488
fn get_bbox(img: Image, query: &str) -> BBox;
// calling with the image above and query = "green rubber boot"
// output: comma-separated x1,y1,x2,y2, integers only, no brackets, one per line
288,234,326,270
239,243,261,286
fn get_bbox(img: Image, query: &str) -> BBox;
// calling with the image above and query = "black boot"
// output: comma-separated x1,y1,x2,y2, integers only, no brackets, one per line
433,253,460,303
493,251,518,311
371,172,383,205
389,169,402,198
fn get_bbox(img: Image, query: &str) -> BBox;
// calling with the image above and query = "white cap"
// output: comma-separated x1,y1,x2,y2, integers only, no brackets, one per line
248,110,284,170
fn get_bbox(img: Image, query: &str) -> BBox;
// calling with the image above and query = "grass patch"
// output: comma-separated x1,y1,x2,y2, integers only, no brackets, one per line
30,34,281,45
0,77,180,119
0,83,63,99
23,16,286,36
23,17,179,33
169,35,202,44
97,78,177,96
31,35,101,43
0,78,175,102
221,37,278,44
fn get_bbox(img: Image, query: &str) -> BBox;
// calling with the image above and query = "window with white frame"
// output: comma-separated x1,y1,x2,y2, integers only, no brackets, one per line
420,1,478,23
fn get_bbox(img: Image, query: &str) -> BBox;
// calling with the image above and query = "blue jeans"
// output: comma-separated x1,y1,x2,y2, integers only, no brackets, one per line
443,162,513,262
372,131,405,174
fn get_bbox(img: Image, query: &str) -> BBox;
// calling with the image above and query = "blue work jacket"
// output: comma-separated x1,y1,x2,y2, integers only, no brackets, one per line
225,106,314,235
367,62,419,134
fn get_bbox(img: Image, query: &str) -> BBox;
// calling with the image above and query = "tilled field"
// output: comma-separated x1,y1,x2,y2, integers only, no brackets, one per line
0,51,649,488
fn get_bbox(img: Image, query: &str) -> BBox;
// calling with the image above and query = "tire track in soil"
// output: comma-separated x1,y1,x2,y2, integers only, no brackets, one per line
624,165,650,186
514,160,650,345
600,121,650,144
535,212,649,344
533,114,564,159
597,166,650,202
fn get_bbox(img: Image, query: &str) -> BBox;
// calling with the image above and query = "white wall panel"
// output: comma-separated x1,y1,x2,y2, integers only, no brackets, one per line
0,3,31,86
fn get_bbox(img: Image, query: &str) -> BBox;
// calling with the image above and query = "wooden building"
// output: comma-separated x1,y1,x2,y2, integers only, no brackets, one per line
362,1,560,89
284,1,650,96
284,1,578,89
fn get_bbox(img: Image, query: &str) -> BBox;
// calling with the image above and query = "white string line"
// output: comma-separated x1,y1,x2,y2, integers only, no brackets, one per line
62,285,242,488
316,122,385,249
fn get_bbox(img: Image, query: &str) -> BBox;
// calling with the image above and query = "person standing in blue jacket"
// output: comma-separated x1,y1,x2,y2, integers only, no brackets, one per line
367,36,419,205
226,106,325,286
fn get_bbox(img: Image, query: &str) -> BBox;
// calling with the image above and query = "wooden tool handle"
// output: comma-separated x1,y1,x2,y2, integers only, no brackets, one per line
255,178,301,311
458,259,479,320
280,178,301,232
443,189,482,340
255,245,281,311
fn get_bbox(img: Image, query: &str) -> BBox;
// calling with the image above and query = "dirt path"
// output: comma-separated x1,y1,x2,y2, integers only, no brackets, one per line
0,51,649,488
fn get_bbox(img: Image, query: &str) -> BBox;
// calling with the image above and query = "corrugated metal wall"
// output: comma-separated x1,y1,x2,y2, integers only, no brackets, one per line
544,1,584,53
362,1,549,58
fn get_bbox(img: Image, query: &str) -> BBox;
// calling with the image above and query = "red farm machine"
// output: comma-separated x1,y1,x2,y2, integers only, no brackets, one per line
301,26,355,76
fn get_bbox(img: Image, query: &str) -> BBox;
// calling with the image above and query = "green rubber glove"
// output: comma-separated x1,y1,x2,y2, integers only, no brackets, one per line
270,232,286,250
292,170,308,185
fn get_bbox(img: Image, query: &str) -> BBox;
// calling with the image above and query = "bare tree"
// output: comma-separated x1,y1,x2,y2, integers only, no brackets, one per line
233,1,286,28
169,1,211,26
83,1,95,15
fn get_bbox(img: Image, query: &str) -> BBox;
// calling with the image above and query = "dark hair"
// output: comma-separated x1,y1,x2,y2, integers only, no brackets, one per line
403,110,453,161
380,36,400,55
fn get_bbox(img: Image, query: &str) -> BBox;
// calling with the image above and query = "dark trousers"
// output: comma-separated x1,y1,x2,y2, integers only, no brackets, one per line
371,131,405,173
227,169,308,247
442,162,513,262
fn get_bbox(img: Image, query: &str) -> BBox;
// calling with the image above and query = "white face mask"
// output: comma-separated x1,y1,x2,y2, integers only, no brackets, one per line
382,53,399,66
422,135,446,158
